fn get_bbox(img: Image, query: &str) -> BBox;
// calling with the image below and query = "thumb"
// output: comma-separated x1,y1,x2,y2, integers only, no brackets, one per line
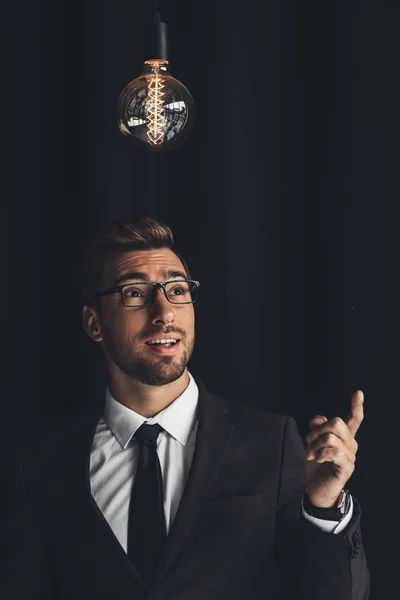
309,415,328,429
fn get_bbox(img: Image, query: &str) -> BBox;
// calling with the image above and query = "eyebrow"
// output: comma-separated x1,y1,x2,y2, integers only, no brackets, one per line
114,270,188,285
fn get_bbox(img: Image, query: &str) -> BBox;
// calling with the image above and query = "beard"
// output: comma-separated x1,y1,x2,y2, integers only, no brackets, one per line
101,327,195,387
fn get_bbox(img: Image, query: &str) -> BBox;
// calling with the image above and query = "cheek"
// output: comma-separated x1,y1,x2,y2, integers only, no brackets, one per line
103,313,143,341
187,315,196,338
183,310,194,329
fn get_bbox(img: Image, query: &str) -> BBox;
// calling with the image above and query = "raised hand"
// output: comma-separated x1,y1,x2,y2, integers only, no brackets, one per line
304,390,364,507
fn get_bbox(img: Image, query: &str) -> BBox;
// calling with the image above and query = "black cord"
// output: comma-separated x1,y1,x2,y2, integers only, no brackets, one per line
153,0,160,21
149,0,167,23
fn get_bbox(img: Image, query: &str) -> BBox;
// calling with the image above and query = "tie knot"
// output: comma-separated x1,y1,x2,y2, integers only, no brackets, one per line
134,423,163,447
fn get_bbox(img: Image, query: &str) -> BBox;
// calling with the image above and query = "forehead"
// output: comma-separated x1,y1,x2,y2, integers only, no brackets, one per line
103,248,186,284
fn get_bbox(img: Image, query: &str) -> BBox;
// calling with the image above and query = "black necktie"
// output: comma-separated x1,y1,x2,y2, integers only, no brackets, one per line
127,423,167,584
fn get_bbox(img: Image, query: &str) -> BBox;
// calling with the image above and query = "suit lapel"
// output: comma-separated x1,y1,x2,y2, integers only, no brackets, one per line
71,396,148,590
68,378,234,593
150,379,234,592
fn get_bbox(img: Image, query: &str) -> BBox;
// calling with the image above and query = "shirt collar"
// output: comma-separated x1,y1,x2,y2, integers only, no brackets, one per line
104,372,199,450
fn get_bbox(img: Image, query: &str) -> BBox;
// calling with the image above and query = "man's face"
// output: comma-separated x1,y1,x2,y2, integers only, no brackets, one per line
83,248,196,387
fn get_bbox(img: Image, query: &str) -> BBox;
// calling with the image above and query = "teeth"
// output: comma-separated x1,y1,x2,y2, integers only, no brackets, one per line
148,339,177,345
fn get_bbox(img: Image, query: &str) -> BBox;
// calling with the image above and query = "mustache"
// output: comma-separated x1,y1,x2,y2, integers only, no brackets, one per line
142,328,185,339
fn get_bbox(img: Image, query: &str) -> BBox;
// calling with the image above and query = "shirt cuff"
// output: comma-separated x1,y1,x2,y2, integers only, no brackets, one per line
301,494,354,534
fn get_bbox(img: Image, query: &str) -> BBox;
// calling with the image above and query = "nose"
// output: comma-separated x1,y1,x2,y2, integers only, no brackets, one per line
150,286,175,324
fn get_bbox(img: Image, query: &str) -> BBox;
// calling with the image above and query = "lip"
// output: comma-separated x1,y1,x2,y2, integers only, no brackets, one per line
144,335,181,344
145,340,181,355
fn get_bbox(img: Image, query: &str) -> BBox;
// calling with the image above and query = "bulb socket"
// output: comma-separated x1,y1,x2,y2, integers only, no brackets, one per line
143,18,169,61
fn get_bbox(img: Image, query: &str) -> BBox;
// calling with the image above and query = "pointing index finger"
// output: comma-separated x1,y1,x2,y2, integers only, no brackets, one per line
345,390,364,437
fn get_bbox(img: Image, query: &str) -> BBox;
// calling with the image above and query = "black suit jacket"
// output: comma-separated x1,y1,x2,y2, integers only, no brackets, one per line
3,378,370,599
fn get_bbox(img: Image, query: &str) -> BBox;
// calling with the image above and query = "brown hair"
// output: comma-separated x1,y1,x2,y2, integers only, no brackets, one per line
79,215,192,306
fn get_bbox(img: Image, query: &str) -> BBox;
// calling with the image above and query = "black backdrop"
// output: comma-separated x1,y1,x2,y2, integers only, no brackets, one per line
3,1,400,597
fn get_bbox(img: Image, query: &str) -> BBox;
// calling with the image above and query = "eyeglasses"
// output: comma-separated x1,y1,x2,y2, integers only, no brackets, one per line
91,279,201,307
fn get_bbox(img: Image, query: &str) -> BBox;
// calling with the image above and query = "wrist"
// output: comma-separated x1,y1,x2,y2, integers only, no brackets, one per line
303,488,350,521
307,490,343,508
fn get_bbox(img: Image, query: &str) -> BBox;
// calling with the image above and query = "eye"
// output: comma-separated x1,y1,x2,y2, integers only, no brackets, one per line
167,282,191,296
123,286,145,298
171,286,184,295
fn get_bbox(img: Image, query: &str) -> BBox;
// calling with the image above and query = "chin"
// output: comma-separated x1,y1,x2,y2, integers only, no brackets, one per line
120,357,188,388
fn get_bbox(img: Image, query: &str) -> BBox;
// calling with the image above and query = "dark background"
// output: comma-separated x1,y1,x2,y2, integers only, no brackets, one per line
3,0,399,597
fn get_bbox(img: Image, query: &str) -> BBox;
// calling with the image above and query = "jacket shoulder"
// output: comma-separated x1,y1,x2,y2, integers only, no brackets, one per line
197,378,295,446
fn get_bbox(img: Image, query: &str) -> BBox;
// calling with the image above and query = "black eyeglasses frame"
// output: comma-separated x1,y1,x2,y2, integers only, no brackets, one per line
90,279,201,307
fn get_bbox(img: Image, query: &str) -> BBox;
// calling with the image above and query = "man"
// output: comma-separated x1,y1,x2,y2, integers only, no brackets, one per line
4,215,370,599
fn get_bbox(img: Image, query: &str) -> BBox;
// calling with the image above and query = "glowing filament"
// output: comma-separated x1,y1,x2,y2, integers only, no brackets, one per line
146,62,165,145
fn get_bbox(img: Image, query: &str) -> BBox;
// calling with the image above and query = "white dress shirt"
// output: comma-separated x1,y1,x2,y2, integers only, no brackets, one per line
89,371,353,552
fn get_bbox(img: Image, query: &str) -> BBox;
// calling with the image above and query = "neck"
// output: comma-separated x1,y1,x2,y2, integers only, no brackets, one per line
107,369,190,417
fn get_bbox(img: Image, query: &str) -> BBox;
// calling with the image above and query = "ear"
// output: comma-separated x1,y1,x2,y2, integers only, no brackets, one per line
82,305,103,343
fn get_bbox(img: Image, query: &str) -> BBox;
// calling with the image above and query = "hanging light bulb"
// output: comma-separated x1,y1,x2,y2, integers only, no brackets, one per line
117,13,195,152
